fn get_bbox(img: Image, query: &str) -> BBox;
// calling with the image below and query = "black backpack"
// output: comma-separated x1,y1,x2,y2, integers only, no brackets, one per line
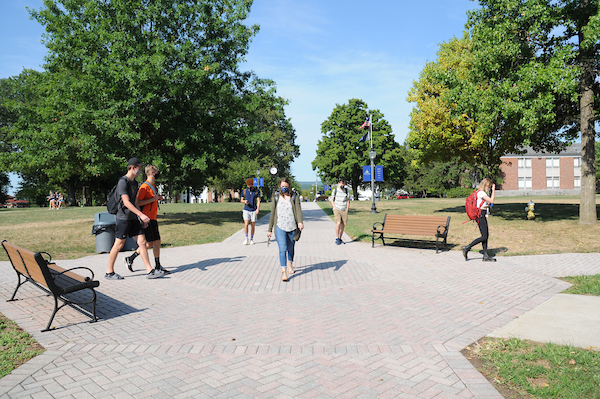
106,177,125,214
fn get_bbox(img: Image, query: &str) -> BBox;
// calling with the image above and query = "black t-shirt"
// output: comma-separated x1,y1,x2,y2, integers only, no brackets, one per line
116,176,139,220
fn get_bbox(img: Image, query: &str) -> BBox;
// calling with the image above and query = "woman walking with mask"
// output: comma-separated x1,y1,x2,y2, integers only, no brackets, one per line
462,178,496,262
267,177,304,281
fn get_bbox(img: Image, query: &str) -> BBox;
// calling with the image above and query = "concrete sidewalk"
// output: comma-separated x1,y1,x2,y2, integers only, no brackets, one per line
1,202,599,398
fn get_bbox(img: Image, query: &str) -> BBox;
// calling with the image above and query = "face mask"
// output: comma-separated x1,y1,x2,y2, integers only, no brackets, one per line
135,168,142,176
280,187,290,194
154,171,160,178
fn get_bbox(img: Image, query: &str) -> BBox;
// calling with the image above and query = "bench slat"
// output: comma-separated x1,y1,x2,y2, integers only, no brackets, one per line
17,249,50,289
2,242,29,276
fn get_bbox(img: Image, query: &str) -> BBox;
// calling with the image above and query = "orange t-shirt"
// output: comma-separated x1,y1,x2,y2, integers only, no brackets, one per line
137,181,158,220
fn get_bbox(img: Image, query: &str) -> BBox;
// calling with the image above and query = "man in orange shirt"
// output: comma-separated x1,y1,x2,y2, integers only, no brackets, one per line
124,165,169,274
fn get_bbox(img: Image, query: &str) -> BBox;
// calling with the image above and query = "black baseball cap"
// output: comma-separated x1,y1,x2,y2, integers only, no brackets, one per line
127,157,144,166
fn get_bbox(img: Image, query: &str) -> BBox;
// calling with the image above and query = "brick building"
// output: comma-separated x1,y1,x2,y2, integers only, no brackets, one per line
498,143,581,196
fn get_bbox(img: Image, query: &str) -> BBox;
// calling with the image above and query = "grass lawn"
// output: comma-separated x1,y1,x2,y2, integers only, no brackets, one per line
462,274,600,398
318,195,600,256
0,314,44,379
0,202,245,261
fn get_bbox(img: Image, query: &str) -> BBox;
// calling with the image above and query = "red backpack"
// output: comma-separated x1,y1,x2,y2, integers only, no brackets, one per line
464,190,482,223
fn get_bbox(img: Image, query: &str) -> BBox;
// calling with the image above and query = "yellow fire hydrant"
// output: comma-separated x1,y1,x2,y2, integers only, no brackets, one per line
525,200,535,220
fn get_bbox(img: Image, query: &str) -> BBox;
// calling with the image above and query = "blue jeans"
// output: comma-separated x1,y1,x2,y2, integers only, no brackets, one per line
276,226,296,267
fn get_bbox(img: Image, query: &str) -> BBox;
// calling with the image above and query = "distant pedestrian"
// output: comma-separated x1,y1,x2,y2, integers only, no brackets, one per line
330,178,350,245
48,191,56,210
241,178,261,245
462,178,496,262
267,177,304,281
105,158,164,280
56,193,67,209
124,165,169,274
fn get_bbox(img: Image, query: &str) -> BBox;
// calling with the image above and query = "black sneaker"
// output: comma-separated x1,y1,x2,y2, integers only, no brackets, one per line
335,238,341,245
124,256,134,272
461,246,469,261
146,269,165,279
156,265,170,274
482,254,496,262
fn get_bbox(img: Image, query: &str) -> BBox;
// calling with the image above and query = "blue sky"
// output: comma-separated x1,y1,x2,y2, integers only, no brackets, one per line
1,0,478,190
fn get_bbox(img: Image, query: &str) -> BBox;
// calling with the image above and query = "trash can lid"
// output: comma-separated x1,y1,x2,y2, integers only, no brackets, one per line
94,212,116,225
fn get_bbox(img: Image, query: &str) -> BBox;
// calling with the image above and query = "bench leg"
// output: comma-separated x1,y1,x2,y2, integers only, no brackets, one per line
42,297,60,332
91,291,98,323
8,275,27,302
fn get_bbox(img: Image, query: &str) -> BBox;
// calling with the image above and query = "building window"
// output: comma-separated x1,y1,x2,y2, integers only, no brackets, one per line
546,157,560,168
547,177,560,189
574,176,581,188
518,158,532,168
574,157,581,167
519,177,532,190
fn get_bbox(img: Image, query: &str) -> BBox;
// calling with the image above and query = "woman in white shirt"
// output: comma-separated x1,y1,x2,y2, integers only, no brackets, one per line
267,178,304,281
462,178,496,262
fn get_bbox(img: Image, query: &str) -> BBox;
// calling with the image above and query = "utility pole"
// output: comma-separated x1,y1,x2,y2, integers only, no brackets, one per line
368,114,377,213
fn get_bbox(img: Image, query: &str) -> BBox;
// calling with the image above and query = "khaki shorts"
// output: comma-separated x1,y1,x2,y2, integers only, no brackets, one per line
333,208,348,225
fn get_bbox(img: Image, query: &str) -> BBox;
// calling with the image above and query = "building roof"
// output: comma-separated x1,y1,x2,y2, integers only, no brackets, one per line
502,143,581,158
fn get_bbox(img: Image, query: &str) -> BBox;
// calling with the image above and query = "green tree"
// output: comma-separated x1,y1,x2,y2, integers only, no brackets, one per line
467,0,599,223
0,172,9,204
1,0,262,203
407,33,579,180
312,99,404,200
211,78,299,198
402,146,479,197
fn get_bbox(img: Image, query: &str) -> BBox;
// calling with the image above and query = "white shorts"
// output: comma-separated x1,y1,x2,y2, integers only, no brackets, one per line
243,209,257,222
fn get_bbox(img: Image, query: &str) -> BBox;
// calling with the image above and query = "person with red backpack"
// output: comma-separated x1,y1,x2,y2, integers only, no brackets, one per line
462,178,496,262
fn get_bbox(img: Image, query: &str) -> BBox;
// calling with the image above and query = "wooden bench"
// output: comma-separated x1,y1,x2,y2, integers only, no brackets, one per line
372,215,451,253
2,240,100,332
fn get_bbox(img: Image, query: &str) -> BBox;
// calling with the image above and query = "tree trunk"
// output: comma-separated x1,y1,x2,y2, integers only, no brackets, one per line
351,180,359,200
82,186,87,206
67,182,76,207
578,24,597,225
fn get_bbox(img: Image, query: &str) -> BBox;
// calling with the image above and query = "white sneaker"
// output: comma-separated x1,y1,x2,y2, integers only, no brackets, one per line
243,238,249,245
249,239,255,245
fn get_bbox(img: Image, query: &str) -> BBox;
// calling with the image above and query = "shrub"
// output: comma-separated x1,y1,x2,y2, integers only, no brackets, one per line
445,187,474,198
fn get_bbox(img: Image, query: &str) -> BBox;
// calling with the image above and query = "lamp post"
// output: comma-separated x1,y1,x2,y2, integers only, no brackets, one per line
369,148,378,213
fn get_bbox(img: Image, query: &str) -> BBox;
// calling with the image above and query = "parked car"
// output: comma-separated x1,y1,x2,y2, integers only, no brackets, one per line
396,194,415,199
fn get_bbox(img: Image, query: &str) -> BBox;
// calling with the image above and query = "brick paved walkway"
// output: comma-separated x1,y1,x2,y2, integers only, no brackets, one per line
1,202,598,398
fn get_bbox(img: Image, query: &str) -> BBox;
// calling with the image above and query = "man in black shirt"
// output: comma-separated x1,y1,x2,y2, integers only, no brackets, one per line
105,158,164,280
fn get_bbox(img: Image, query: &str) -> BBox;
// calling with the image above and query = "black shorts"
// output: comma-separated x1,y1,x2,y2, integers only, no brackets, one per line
115,218,144,240
143,220,160,243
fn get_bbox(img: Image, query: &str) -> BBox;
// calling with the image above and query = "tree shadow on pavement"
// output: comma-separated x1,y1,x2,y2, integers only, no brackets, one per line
289,260,348,280
172,256,245,273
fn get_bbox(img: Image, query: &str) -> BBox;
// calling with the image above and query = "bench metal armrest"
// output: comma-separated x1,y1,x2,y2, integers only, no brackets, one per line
53,266,96,282
372,221,384,231
39,251,53,264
